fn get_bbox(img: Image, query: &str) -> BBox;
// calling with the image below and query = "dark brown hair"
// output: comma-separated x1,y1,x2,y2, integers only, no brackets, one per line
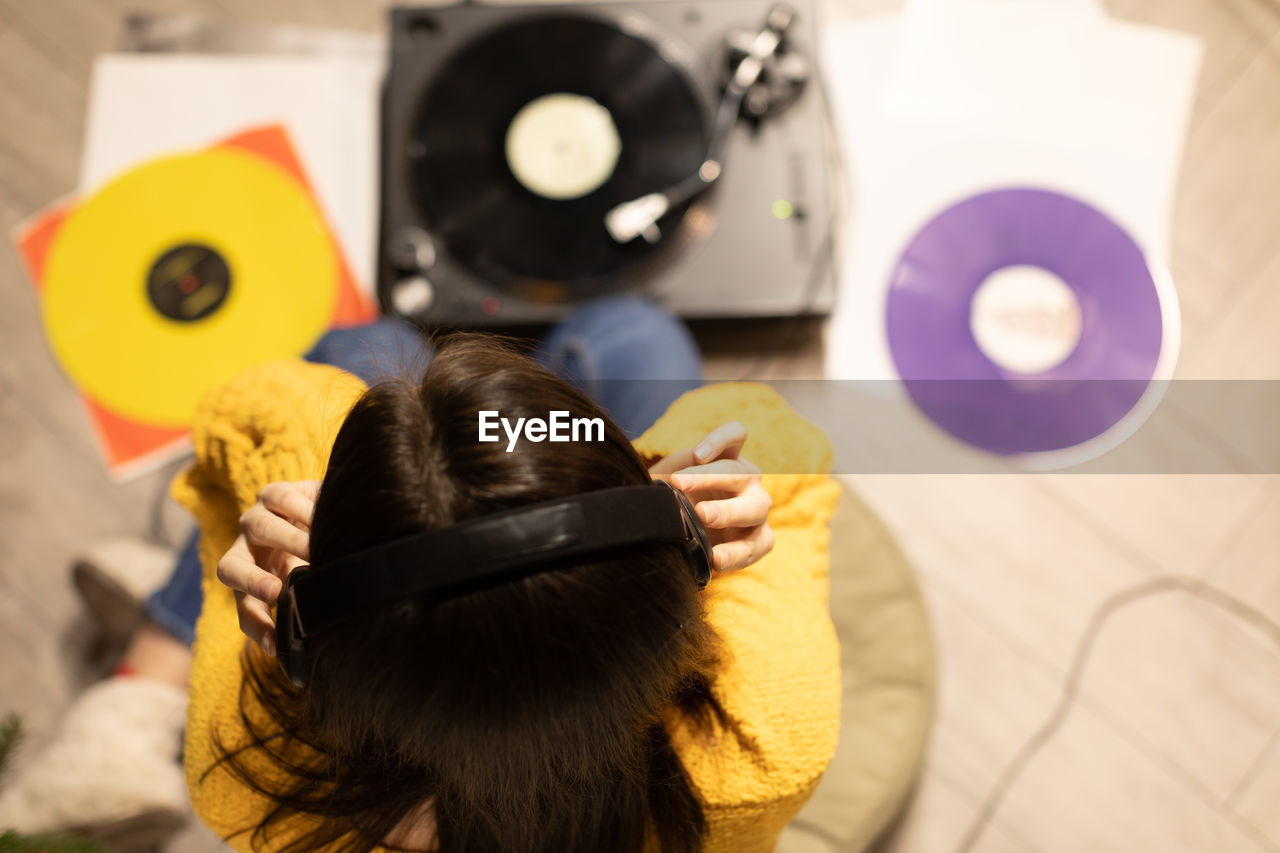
209,335,723,853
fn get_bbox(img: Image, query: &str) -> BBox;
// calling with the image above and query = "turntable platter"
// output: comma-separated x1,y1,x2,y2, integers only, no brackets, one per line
410,14,708,285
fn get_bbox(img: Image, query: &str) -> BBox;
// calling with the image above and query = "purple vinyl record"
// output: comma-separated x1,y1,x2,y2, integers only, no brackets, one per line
885,187,1165,456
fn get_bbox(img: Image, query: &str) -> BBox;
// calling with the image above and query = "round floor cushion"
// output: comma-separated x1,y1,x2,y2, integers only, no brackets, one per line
780,483,938,852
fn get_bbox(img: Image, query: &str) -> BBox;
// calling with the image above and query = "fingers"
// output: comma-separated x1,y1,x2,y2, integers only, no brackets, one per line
257,481,319,531
240,503,311,561
647,422,749,481
235,590,277,657
692,421,747,464
647,448,697,480
217,536,284,602
669,457,761,495
711,524,775,573
695,486,772,529
665,436,772,575
222,479,318,656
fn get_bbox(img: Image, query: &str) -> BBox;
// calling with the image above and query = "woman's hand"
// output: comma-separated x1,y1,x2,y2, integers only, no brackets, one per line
649,422,773,575
215,480,320,656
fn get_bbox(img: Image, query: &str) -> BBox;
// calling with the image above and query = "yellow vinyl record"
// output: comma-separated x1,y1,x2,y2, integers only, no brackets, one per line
40,147,339,427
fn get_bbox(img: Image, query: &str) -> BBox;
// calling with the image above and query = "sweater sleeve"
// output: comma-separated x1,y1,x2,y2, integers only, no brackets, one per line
171,359,366,849
634,383,843,853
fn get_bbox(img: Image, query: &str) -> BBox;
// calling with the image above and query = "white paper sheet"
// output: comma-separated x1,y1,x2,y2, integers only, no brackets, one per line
79,51,383,296
820,0,1203,379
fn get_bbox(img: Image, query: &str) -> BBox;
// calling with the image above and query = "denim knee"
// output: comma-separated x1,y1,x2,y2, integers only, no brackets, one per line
542,295,702,382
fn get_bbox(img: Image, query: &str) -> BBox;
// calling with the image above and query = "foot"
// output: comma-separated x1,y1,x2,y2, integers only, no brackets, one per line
72,538,176,646
0,677,189,842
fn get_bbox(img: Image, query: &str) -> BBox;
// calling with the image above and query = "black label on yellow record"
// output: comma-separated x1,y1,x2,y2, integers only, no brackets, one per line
146,242,232,323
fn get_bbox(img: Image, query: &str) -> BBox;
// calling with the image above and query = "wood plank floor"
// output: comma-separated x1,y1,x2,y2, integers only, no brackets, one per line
1,1,1277,852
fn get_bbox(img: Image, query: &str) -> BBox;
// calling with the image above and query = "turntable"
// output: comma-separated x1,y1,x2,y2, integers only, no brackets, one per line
379,0,837,327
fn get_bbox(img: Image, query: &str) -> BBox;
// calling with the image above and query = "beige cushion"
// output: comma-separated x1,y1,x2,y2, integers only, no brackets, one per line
781,484,938,851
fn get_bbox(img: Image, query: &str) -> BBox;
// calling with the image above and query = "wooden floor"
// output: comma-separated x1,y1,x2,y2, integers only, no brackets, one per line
1,0,1278,851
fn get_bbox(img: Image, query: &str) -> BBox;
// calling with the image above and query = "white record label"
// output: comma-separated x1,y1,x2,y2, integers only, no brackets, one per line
504,93,621,200
970,264,1083,375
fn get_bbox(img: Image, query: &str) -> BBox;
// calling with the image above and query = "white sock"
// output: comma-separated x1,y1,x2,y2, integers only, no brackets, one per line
0,677,189,834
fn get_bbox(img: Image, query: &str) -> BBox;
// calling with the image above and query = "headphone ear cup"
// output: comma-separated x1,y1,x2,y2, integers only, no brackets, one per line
276,568,309,688
665,483,713,588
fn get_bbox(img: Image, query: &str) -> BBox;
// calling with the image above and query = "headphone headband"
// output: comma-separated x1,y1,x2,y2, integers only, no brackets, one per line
277,482,711,687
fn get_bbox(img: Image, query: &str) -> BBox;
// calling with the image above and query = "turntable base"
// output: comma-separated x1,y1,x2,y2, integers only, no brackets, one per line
379,0,837,327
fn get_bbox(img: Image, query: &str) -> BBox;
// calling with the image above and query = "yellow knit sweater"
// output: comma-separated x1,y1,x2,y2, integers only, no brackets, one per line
173,359,841,853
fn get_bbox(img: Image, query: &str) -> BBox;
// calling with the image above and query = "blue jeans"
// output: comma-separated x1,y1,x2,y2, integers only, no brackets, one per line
144,296,703,645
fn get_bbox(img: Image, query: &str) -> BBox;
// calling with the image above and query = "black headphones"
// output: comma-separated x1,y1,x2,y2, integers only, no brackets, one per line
275,481,712,688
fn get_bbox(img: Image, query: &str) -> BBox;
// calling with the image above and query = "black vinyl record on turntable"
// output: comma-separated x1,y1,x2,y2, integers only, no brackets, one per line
379,0,837,327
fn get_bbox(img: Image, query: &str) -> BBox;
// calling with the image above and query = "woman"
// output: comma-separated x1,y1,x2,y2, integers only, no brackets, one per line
208,334,784,852
5,298,840,852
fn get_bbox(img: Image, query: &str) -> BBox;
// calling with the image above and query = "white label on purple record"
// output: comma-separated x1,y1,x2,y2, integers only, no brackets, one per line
970,264,1083,375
